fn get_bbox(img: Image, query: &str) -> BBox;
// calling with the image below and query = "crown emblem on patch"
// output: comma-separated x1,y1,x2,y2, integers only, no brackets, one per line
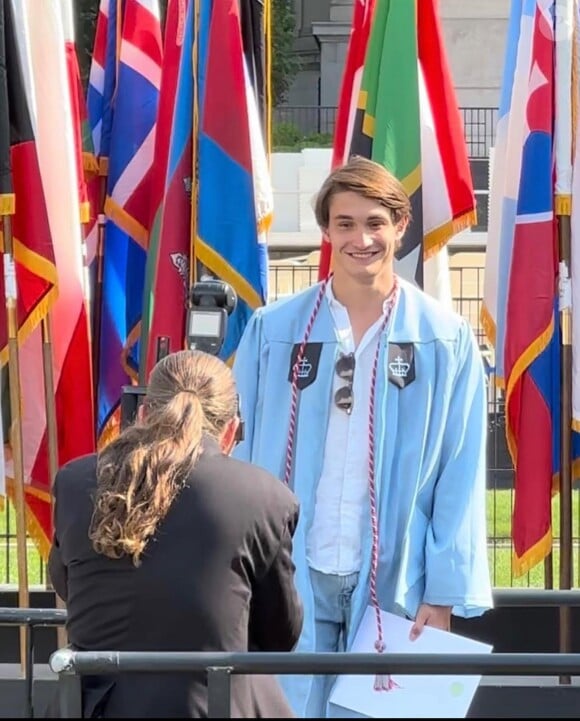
296,358,312,379
388,355,410,378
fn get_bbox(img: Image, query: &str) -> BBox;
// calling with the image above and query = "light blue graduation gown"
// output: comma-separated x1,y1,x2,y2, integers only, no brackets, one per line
232,279,493,717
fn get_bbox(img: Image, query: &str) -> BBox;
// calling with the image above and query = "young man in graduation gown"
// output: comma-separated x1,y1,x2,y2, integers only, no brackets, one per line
233,157,493,717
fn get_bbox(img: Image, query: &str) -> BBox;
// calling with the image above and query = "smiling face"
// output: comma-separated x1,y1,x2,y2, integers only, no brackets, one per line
324,191,408,287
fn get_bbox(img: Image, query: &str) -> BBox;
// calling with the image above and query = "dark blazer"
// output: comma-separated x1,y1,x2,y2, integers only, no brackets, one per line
45,438,303,718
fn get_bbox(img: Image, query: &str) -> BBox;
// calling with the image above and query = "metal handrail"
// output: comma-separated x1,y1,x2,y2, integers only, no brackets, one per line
491,588,580,606
0,607,67,625
50,648,580,675
49,648,580,718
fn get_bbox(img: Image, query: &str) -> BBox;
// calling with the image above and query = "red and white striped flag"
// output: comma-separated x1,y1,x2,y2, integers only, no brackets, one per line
10,0,95,556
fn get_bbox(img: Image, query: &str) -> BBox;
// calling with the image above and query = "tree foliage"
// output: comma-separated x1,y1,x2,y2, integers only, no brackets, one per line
76,0,99,87
271,0,300,106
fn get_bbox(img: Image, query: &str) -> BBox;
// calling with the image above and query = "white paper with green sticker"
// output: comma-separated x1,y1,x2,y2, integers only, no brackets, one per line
330,606,493,718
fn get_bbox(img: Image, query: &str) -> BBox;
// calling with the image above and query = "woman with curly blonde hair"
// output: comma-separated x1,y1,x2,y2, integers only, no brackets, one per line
47,350,303,719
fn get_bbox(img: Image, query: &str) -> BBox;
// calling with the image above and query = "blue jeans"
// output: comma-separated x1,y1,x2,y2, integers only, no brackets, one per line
305,567,359,718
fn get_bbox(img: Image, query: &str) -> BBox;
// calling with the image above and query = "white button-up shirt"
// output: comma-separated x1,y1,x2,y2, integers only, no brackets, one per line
306,283,390,576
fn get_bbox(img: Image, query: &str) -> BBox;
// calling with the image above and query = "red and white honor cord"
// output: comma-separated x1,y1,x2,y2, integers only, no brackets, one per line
285,276,400,691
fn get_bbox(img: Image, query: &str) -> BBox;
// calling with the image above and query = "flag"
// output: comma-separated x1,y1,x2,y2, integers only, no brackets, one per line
423,245,454,310
8,0,95,556
96,0,162,442
319,0,476,292
61,0,95,227
84,0,117,269
196,0,272,361
481,0,579,575
143,0,271,372
85,0,121,426
0,0,57,361
0,0,57,514
60,0,98,327
142,0,193,377
87,0,119,173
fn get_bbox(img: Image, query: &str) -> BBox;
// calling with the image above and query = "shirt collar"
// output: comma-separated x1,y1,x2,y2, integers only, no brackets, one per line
325,276,396,316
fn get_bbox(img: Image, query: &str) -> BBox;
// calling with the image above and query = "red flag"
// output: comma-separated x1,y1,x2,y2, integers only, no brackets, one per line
15,1,95,556
62,0,95,225
0,0,57,360
142,0,192,376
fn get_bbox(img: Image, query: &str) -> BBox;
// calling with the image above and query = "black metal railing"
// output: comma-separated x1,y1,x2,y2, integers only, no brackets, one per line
273,104,338,138
47,649,580,718
272,105,498,158
0,607,67,718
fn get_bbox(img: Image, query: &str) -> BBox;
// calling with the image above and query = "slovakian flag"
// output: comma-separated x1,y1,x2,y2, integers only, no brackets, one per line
3,0,95,556
0,0,57,360
141,0,193,377
482,0,580,575
319,0,476,294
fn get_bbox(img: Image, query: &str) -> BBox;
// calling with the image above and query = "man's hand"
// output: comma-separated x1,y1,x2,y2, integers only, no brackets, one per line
409,603,452,641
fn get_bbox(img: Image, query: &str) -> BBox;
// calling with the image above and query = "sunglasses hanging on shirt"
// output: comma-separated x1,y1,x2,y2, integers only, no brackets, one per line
334,352,355,415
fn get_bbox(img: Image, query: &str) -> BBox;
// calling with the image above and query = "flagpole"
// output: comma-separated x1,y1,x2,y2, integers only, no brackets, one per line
558,212,573,681
40,313,69,648
92,172,107,407
554,0,575,681
190,0,200,290
1,211,30,673
41,317,58,483
544,553,554,589
190,0,216,294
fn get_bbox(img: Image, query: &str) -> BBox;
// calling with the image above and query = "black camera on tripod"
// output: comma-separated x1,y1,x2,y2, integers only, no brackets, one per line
120,279,240,432
186,279,237,355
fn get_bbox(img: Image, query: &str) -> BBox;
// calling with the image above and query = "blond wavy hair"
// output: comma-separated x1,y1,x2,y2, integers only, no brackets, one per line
89,350,238,565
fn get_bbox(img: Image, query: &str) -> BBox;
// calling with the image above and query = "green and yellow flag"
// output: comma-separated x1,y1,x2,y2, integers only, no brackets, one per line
320,0,477,291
